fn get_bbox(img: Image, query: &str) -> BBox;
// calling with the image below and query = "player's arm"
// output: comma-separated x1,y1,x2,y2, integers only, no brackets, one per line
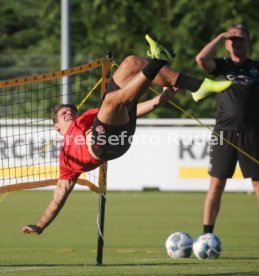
137,86,177,117
196,32,229,73
21,179,76,235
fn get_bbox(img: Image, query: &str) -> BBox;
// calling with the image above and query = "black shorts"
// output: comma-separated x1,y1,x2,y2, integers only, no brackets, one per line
209,128,259,179
91,78,137,161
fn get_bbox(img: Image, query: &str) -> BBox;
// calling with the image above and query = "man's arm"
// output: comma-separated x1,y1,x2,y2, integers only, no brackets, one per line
137,86,177,117
196,32,230,73
21,179,76,235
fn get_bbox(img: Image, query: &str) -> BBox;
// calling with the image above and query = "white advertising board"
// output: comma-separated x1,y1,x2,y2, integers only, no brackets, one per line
107,119,253,192
0,119,253,192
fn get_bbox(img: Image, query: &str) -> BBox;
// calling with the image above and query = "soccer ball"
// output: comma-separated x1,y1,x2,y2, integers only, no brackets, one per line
193,233,222,260
165,232,193,258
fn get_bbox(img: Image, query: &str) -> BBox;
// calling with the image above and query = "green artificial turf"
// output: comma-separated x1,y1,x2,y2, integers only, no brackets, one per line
0,191,258,275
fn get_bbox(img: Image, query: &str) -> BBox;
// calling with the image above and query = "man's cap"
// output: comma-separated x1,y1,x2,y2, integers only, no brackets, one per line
227,24,250,40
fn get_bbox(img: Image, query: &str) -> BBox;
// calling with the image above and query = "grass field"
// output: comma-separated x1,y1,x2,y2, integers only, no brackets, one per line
0,191,259,276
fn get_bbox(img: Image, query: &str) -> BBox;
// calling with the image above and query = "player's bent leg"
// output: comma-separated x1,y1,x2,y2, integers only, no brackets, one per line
191,78,232,102
203,177,226,225
100,50,171,126
113,35,178,89
97,92,130,126
97,72,152,126
113,57,179,89
113,55,149,88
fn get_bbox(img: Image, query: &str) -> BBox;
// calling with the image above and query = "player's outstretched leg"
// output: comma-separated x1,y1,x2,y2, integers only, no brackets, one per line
97,35,173,126
145,34,232,101
145,34,175,62
191,78,232,102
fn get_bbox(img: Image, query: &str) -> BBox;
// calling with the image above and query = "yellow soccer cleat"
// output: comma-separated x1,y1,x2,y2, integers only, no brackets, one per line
145,34,175,62
191,78,232,102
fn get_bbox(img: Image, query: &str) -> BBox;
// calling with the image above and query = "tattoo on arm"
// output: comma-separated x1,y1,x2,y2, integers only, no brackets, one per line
36,180,76,230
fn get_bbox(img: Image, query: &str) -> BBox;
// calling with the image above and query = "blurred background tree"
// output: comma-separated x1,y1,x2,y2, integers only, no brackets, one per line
0,0,258,118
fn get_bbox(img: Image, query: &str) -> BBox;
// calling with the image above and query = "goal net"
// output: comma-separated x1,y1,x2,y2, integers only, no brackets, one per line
0,57,112,193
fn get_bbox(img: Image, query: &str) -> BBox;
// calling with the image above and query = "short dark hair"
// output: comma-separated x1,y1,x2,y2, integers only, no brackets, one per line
227,24,250,39
51,104,78,124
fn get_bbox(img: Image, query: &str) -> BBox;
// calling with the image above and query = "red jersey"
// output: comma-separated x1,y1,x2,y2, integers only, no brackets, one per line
59,108,103,181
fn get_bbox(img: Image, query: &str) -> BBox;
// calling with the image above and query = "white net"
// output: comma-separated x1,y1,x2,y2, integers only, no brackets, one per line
0,58,109,193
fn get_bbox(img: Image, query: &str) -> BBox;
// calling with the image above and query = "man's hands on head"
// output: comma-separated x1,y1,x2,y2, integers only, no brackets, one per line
21,224,43,235
219,31,244,40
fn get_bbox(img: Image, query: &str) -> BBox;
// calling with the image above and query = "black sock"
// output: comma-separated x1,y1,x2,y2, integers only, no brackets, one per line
175,73,203,92
203,224,214,233
142,59,167,80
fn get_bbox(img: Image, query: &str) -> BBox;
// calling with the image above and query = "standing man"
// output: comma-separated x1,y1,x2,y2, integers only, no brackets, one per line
196,24,259,234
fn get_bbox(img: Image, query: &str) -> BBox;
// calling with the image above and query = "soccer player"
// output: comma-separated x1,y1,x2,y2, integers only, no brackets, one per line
196,24,259,234
22,35,231,235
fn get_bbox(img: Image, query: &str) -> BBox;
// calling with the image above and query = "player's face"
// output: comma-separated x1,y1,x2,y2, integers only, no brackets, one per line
54,107,78,134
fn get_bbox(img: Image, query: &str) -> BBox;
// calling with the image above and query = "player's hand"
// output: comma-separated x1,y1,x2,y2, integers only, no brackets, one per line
220,31,243,40
218,32,230,40
159,86,178,104
21,224,43,235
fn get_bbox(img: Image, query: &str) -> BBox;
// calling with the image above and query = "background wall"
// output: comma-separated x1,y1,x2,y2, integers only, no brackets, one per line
107,119,253,191
0,118,253,192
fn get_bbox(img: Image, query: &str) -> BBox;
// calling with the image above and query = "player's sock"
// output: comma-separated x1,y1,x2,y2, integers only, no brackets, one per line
175,73,203,92
142,59,167,80
203,224,214,233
